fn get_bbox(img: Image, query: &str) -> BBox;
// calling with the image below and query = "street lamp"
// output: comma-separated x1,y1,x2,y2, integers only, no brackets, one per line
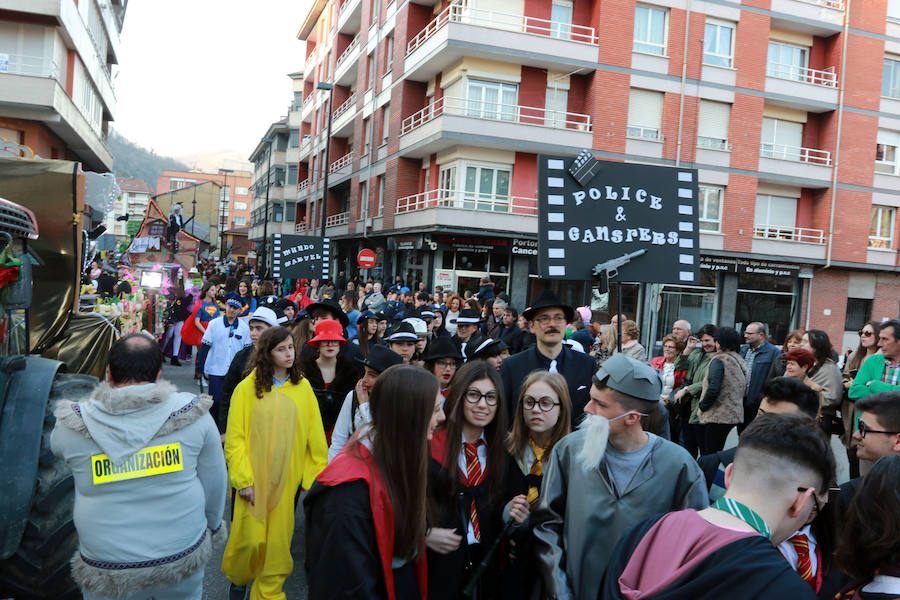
316,81,334,239
259,137,274,276
218,168,234,260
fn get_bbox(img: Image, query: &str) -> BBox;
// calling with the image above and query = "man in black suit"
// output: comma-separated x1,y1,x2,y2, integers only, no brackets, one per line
450,308,485,361
500,289,596,427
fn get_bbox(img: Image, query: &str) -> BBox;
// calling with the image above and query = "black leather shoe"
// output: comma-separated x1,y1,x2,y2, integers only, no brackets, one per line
170,357,181,366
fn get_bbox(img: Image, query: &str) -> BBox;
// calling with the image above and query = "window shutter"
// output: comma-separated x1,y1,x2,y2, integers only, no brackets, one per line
877,129,900,147
698,100,730,140
628,89,663,129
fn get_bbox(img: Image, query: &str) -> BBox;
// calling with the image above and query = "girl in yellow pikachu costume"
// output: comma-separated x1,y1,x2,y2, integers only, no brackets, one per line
223,326,328,600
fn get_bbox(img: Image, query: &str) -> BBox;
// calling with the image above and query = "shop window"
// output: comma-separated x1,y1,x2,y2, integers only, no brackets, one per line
876,130,899,175
884,57,900,99
845,298,873,332
466,79,517,121
627,89,663,141
767,41,809,82
464,165,511,212
703,19,735,68
869,205,896,249
698,185,723,232
736,273,797,344
633,5,667,55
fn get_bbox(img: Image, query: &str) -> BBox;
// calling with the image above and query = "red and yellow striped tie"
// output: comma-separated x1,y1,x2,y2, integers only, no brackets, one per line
463,441,486,542
790,533,815,588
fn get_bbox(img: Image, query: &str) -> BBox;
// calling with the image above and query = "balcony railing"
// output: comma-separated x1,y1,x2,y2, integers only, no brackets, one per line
406,1,598,56
295,220,308,233
330,151,354,173
400,96,591,135
766,63,837,88
297,179,310,193
760,143,832,165
336,34,360,70
754,225,826,244
325,212,350,227
333,92,357,120
793,0,844,9
697,136,732,151
627,126,664,142
0,53,60,80
395,189,538,215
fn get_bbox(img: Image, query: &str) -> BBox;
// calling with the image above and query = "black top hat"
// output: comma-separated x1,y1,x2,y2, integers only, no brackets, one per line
470,337,508,360
450,308,482,325
422,336,463,362
522,289,575,323
357,344,403,373
306,298,349,327
387,321,418,342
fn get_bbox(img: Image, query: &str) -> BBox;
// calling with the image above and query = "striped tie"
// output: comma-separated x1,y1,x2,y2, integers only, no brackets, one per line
789,533,815,588
463,441,486,542
526,438,547,509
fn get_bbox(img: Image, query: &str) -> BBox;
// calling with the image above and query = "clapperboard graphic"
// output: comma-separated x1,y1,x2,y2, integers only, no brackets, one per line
271,234,330,280
537,151,700,283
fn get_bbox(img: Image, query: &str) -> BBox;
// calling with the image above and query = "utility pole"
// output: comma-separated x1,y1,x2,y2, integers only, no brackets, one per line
316,81,334,238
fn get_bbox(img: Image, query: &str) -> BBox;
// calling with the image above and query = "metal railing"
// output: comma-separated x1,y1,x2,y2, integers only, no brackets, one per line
406,1,598,56
330,151,354,173
325,212,350,227
753,225,826,244
766,63,837,88
760,143,832,165
626,126,664,142
336,34,360,70
395,189,538,215
697,136,731,151
400,96,591,135
0,53,60,80
333,93,356,120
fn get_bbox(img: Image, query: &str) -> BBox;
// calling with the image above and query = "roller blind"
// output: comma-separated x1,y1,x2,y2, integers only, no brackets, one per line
628,89,663,128
698,100,730,140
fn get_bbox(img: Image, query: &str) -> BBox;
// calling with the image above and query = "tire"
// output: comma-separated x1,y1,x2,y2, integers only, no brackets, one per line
0,373,97,600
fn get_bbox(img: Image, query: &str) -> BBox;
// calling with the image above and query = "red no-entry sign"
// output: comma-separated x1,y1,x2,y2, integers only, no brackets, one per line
357,249,376,268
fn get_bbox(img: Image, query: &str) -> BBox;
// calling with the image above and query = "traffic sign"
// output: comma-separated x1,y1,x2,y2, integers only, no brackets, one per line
357,248,376,268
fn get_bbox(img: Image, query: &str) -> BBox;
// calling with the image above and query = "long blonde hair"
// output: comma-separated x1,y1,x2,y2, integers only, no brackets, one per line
507,371,571,461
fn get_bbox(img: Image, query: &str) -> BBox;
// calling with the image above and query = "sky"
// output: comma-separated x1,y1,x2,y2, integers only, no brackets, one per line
113,0,313,168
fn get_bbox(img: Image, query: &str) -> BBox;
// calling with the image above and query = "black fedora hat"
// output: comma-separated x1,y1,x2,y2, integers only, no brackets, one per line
306,297,349,327
387,321,418,342
522,289,575,322
356,344,404,373
469,337,508,360
449,308,482,325
422,336,463,362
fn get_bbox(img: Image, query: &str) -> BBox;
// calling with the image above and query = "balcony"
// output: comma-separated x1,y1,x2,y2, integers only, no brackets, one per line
295,220,308,233
769,0,844,32
335,34,361,86
751,224,826,259
337,0,363,34
399,96,592,158
0,53,61,80
299,135,312,160
330,151,354,177
325,212,350,226
395,189,538,232
758,142,832,183
765,63,838,110
404,1,599,82
297,179,310,195
332,92,357,136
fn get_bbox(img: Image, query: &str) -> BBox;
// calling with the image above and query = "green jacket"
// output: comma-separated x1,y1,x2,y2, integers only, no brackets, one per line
682,350,713,425
848,353,900,400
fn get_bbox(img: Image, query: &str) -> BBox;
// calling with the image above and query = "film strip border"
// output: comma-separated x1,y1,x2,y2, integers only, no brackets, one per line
542,156,697,282
270,234,331,279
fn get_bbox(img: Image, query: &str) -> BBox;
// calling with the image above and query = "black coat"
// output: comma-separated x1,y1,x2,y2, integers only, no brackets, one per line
219,345,255,433
500,345,596,428
302,354,361,432
499,452,540,600
451,333,485,360
502,327,535,355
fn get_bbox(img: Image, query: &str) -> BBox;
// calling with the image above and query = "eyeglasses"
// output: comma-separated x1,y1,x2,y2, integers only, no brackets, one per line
533,315,567,326
858,329,874,337
744,330,761,336
522,396,560,412
797,486,841,514
465,389,499,406
857,420,900,438
435,360,457,369
663,345,678,350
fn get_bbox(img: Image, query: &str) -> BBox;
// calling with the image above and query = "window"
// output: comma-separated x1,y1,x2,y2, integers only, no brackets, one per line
232,217,247,226
889,0,900,21
384,35,394,73
755,194,798,238
633,6,667,55
377,176,384,216
845,298,873,332
550,1,573,39
293,91,303,110
627,89,663,140
235,186,248,195
697,100,730,150
169,178,197,191
767,41,808,81
359,181,367,218
883,57,900,99
367,53,376,89
876,130,900,174
362,117,370,154
273,202,284,222
869,205,896,248
466,79,517,121
439,165,457,202
545,87,568,128
288,164,298,186
463,164,512,211
234,202,247,210
761,117,804,161
289,129,300,147
698,185,723,232
703,19,734,67
381,104,390,145
286,202,296,221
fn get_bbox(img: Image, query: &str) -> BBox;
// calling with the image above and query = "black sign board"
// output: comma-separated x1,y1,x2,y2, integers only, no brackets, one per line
270,234,330,280
537,154,700,284
701,256,799,278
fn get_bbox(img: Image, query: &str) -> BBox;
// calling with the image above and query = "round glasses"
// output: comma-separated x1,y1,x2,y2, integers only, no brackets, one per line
465,389,498,406
435,360,457,369
522,396,560,412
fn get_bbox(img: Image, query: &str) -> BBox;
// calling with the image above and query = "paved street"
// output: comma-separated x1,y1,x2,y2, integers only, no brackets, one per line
160,360,309,600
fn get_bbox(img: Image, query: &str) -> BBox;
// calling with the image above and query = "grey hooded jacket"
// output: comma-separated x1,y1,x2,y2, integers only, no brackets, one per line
51,380,228,597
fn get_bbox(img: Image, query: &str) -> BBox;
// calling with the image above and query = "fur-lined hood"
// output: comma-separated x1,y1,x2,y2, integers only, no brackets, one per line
55,380,212,464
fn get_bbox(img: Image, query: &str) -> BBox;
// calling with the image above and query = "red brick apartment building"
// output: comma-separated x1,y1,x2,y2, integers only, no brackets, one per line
157,169,253,231
294,0,900,350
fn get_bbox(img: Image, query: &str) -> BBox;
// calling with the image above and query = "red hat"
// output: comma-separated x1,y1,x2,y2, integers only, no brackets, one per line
307,319,347,347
